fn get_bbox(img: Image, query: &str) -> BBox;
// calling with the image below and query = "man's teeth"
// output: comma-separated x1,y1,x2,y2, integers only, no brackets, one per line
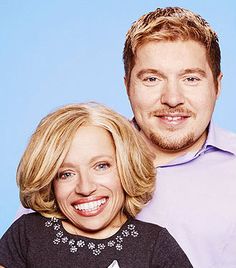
164,116,182,121
74,198,106,211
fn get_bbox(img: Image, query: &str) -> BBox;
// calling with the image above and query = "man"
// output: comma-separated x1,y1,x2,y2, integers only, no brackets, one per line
123,7,236,268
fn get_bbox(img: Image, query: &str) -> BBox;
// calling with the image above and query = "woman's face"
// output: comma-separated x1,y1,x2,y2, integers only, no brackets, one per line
53,126,126,238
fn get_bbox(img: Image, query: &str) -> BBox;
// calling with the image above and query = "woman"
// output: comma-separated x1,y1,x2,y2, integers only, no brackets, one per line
0,102,192,267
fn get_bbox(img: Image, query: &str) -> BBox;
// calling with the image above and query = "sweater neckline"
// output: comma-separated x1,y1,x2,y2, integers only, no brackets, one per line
44,216,140,256
57,217,133,242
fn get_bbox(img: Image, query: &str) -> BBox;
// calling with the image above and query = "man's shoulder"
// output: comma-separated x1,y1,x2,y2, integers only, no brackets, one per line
215,125,236,137
210,123,236,154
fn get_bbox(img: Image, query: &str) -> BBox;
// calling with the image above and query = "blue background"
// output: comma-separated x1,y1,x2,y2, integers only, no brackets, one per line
1,0,236,237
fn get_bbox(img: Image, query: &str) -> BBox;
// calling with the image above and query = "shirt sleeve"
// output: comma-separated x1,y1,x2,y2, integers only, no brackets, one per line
0,216,27,268
150,228,193,268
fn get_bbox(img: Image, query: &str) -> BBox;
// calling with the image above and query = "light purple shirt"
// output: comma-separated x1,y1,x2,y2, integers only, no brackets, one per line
137,122,236,268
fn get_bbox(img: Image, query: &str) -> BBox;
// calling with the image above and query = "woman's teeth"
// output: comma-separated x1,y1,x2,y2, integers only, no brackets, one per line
74,198,106,212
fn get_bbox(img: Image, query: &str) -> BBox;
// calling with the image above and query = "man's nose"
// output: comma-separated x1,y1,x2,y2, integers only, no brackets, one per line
160,80,185,107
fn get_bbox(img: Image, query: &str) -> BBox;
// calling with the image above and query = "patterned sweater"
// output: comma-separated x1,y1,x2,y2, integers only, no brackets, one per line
0,213,192,268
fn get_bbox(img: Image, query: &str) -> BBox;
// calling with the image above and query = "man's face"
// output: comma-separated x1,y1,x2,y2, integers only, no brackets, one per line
126,40,222,154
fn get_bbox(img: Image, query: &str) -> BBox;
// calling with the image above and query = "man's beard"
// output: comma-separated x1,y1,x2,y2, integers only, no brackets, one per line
150,131,195,152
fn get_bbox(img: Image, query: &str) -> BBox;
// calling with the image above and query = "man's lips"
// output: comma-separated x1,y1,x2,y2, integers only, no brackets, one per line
154,114,191,125
158,115,189,119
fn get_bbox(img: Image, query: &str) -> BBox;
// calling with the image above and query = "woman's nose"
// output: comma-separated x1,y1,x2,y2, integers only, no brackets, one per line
75,174,97,196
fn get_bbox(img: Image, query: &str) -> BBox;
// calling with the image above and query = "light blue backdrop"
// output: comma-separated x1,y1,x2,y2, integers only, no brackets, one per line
1,1,236,237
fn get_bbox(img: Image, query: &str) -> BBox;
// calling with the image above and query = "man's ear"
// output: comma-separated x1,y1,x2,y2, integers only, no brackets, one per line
216,72,223,98
124,76,130,97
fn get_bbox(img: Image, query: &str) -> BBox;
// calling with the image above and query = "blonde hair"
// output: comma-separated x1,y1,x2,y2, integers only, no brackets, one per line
123,7,221,89
17,102,156,218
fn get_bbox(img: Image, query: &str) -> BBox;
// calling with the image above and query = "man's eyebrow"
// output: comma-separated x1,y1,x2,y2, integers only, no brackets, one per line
179,68,207,77
136,69,165,79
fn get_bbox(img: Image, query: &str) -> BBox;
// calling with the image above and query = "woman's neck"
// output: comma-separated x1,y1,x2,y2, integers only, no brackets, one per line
62,213,128,240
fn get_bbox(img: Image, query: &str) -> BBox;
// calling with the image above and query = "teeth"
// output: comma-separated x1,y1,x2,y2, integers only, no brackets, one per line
164,116,182,121
74,198,106,211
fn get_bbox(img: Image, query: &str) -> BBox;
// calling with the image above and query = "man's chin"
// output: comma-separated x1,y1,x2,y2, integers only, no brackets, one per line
150,133,195,152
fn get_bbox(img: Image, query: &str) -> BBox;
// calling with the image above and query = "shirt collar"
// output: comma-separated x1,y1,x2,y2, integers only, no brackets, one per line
159,121,236,167
204,121,236,155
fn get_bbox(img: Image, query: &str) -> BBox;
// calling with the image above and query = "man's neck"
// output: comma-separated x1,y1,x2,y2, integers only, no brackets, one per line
153,150,186,166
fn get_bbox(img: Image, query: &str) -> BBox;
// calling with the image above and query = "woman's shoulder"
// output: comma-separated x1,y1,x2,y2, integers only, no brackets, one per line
10,212,55,236
131,219,193,267
125,218,173,244
130,218,187,251
131,218,167,234
14,211,47,225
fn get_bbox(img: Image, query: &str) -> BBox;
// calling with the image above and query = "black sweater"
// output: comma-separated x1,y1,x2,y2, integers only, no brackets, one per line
0,213,192,268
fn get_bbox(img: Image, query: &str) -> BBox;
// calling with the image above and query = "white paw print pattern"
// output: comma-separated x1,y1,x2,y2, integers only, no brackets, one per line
53,238,60,245
116,244,123,251
116,236,123,243
56,231,63,238
69,239,76,246
107,240,116,247
98,243,106,250
122,230,129,237
93,248,101,256
70,245,78,253
62,237,68,243
127,224,135,230
131,230,139,237
88,242,96,250
77,240,85,247
53,224,60,231
45,221,53,227
46,218,139,256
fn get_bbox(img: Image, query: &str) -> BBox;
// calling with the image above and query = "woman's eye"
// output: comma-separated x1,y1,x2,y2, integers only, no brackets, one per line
57,171,75,180
95,162,110,171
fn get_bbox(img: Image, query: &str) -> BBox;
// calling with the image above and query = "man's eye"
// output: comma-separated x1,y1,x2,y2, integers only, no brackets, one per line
142,76,160,86
185,77,200,83
57,171,75,180
144,77,158,82
95,162,110,171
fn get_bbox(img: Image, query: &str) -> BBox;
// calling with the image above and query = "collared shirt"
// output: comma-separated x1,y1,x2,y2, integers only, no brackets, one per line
137,122,236,268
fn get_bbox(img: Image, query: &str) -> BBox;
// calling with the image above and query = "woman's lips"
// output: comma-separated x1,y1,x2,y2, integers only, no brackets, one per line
72,197,107,217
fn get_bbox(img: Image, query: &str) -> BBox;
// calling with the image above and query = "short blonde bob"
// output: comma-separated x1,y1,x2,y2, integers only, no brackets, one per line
17,102,156,218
